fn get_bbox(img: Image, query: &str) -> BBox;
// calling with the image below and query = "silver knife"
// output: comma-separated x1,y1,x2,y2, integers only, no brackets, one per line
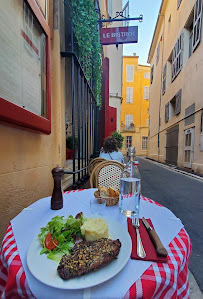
142,217,168,257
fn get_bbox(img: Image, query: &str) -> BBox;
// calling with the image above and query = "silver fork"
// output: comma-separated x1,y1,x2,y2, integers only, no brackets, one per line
132,217,146,259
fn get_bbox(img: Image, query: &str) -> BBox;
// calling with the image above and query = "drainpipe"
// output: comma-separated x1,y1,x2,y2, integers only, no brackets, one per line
158,13,165,162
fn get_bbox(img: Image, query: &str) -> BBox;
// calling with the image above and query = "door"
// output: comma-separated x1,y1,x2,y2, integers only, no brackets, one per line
166,125,179,165
183,128,195,168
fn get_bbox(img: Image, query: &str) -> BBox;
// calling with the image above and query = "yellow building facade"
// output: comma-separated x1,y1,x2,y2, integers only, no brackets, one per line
120,56,150,156
148,0,203,174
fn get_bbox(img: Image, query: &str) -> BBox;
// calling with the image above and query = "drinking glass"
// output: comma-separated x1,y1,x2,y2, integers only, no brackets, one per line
90,198,106,215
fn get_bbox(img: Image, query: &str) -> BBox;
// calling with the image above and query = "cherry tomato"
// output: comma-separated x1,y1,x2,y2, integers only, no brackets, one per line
45,232,58,250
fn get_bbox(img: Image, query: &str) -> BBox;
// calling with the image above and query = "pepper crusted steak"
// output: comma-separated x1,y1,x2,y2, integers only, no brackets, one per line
57,238,121,280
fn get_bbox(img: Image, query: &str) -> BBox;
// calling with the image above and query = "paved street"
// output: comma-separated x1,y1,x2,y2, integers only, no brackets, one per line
136,157,203,293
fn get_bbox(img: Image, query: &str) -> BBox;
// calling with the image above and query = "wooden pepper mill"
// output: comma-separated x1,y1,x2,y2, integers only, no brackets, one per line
51,165,64,210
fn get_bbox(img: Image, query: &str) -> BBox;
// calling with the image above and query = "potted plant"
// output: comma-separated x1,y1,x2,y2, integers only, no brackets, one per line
111,131,124,149
66,136,78,159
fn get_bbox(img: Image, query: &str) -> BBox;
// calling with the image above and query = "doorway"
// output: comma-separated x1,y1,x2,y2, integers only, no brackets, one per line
183,128,195,168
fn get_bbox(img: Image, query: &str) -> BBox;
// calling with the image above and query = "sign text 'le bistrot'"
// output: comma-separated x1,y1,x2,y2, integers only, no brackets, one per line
100,26,138,45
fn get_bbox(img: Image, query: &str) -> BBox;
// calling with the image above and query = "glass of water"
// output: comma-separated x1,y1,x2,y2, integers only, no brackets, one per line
90,198,106,215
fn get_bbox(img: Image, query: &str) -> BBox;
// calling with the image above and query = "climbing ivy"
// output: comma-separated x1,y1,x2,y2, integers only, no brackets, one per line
72,0,102,107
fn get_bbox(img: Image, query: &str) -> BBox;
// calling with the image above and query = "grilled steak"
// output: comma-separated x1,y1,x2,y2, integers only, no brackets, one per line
57,238,121,280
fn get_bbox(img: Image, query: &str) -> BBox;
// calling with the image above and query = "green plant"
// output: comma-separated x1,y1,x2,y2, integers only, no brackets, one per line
72,0,102,107
66,136,78,150
112,132,124,149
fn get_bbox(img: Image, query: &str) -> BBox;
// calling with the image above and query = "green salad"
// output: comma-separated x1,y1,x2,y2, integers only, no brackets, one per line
38,213,86,262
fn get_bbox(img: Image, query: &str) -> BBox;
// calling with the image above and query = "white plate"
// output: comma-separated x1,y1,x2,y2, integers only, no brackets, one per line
27,216,132,290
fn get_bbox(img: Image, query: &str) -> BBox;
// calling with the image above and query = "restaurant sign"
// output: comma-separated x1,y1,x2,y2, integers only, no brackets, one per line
100,26,138,45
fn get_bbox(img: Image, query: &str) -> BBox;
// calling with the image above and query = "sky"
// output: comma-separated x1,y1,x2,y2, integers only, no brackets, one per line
122,0,162,65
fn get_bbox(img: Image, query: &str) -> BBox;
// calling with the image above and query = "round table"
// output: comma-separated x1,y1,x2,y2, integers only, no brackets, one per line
0,189,191,299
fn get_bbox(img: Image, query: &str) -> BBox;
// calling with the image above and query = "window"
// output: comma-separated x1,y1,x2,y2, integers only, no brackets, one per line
156,42,160,65
126,136,132,148
172,31,183,81
165,89,182,122
150,65,154,84
144,86,149,100
162,63,167,94
125,115,133,130
126,65,134,82
142,137,148,150
183,128,194,167
144,72,150,79
126,87,133,103
192,0,202,52
177,0,182,9
0,0,51,134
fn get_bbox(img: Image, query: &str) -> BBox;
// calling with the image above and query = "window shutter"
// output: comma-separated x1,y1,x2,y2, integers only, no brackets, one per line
165,103,169,122
126,115,133,129
126,87,133,103
144,86,149,100
162,63,167,94
192,0,203,52
150,65,154,84
126,65,134,82
185,103,195,125
175,89,182,115
144,72,150,79
177,0,182,9
156,42,160,65
171,31,183,81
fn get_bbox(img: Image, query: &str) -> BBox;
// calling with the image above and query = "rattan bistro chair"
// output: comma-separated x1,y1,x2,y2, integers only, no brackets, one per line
90,160,124,189
88,157,106,176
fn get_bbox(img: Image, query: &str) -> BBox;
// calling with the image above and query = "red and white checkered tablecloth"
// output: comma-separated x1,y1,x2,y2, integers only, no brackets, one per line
0,193,191,299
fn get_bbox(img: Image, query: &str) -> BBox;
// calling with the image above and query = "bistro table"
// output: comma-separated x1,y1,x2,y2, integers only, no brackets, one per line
0,189,191,299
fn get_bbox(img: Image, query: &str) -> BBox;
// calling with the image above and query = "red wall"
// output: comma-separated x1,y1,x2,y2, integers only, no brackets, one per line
108,107,117,137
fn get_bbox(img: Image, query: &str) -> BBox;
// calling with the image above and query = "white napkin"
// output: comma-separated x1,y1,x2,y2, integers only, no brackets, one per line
11,189,184,299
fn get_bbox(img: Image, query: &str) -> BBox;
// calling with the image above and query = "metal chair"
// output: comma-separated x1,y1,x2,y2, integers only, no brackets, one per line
90,160,124,189
88,157,106,176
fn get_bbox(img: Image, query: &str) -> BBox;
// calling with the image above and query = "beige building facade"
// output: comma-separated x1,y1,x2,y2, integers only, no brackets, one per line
148,0,203,174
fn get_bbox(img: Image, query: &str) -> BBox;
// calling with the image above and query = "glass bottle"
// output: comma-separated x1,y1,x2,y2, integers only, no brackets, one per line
119,156,141,218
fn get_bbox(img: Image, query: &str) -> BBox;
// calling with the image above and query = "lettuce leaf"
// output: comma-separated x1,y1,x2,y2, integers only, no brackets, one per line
38,213,86,261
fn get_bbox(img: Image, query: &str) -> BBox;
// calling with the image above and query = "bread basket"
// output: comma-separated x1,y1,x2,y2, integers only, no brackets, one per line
94,190,119,206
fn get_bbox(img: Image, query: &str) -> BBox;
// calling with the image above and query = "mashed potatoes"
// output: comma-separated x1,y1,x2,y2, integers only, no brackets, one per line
81,218,109,241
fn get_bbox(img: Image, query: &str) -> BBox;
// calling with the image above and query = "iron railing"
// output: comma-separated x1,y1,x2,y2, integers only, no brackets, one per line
62,0,99,189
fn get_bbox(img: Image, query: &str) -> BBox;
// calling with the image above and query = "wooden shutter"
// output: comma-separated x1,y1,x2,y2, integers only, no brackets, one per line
144,86,149,100
172,31,183,81
156,42,160,65
165,103,169,122
126,65,134,82
126,115,133,129
144,72,150,79
185,103,195,125
162,63,167,94
177,0,182,9
127,87,133,103
150,65,154,84
175,89,182,115
192,0,203,52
